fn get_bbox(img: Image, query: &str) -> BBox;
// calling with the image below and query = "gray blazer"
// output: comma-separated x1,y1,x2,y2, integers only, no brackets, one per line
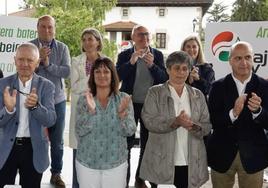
0,73,56,173
140,82,211,187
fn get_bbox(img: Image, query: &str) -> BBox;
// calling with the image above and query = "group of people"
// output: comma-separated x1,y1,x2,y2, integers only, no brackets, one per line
0,14,267,188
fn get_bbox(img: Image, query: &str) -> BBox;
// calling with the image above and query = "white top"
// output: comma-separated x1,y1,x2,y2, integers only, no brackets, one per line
16,78,32,137
169,84,191,166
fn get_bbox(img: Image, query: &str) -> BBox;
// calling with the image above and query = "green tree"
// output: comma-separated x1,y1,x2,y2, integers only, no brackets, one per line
231,0,268,21
23,0,118,101
23,0,117,58
206,2,230,22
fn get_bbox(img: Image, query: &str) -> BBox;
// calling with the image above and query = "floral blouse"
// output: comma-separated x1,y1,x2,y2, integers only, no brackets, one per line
75,92,136,170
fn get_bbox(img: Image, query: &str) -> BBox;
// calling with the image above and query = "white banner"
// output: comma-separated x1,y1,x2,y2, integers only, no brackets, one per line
0,16,37,77
204,21,268,80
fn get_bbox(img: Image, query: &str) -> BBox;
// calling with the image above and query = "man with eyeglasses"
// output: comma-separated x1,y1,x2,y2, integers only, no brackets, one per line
207,41,268,188
116,25,168,188
0,43,56,187
30,15,71,188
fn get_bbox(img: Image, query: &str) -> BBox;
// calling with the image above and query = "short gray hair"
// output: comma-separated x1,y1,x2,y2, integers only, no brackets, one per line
16,42,40,60
131,24,148,36
166,51,192,70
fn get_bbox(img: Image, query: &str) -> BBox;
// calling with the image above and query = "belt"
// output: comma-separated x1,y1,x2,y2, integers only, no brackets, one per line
15,137,31,146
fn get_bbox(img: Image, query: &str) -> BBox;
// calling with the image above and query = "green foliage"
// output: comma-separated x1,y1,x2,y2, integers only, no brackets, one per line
23,0,118,57
23,0,118,101
102,38,118,62
206,2,230,22
231,0,268,21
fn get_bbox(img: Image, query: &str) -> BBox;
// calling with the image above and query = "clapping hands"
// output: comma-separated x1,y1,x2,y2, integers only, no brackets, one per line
85,90,96,114
173,110,195,131
118,95,131,120
3,86,17,112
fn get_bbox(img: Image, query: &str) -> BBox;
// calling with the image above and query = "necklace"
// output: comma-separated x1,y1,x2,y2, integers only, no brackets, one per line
85,59,92,76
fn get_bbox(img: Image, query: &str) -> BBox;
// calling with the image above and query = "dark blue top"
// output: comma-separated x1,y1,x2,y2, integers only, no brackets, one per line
189,63,215,97
116,47,168,95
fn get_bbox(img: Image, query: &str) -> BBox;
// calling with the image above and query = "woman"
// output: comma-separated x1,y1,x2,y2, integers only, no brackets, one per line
181,35,215,98
69,28,103,188
75,57,136,188
139,51,211,188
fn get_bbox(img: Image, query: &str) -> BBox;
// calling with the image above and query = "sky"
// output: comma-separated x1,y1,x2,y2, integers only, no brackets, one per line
202,0,236,27
0,0,24,15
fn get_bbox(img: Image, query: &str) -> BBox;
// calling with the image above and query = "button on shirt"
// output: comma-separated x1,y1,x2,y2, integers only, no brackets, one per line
16,78,32,137
169,84,191,166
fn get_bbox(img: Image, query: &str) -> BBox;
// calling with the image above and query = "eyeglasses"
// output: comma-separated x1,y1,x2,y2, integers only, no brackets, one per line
136,32,150,38
13,87,30,96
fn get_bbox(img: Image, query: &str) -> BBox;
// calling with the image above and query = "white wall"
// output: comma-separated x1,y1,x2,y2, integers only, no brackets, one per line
104,6,202,56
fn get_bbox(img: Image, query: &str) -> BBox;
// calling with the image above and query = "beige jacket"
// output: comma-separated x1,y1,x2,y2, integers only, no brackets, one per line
140,82,211,188
69,53,89,148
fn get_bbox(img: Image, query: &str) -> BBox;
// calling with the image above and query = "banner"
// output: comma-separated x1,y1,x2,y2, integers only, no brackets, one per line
204,21,268,80
0,16,37,77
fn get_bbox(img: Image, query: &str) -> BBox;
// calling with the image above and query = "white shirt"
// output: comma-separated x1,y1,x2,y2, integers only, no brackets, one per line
16,78,32,137
169,84,191,166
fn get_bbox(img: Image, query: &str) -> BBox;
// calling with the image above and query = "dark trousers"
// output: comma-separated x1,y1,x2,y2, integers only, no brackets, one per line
0,138,42,188
72,149,79,188
150,166,188,188
126,103,149,185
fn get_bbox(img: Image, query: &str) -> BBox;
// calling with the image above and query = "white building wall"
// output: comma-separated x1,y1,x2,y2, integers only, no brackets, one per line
104,6,202,56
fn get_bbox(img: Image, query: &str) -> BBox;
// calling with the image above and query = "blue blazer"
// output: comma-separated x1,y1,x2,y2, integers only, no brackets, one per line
207,73,268,173
116,47,168,95
0,73,56,173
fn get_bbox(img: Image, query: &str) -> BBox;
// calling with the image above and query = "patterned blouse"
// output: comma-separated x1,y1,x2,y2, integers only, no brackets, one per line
75,92,136,170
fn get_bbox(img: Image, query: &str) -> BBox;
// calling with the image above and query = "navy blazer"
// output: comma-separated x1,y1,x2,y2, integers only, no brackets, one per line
207,73,268,173
116,47,168,95
0,73,56,173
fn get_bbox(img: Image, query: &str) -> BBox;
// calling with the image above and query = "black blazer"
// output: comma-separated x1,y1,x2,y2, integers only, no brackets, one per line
207,73,268,173
116,47,168,95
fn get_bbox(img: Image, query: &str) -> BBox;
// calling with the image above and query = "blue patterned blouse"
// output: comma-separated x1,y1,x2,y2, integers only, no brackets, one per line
75,92,136,170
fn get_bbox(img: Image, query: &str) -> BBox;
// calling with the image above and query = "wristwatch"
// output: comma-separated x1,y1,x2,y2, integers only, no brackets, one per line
29,102,39,111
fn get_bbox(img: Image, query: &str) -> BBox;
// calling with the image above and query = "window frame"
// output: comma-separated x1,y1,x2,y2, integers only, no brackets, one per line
156,33,166,49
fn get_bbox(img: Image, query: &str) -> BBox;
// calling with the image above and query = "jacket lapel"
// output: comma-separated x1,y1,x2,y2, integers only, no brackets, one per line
224,74,239,109
245,74,259,96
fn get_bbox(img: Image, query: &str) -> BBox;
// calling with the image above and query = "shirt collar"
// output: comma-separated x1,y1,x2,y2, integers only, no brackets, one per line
38,38,56,49
231,72,252,85
168,83,187,99
18,76,33,90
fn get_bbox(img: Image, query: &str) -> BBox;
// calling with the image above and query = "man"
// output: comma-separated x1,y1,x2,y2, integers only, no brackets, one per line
116,25,168,188
30,15,71,188
0,43,56,188
0,69,3,78
207,41,268,188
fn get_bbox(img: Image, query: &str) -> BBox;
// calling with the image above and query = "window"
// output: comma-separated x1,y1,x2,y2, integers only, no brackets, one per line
156,33,166,49
159,8,165,17
122,8,128,17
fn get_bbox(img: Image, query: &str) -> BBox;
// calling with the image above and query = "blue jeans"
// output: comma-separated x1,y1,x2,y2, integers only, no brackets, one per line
48,101,66,174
